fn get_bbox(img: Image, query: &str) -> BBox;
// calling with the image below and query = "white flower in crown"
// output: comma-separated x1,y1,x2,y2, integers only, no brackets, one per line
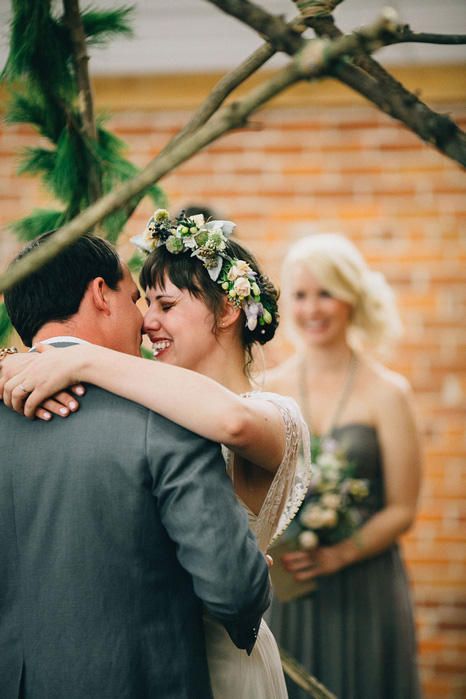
233,276,252,299
191,220,236,281
227,260,254,281
130,210,235,269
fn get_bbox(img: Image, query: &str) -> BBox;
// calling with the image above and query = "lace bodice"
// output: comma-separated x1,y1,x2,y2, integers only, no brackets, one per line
222,392,312,552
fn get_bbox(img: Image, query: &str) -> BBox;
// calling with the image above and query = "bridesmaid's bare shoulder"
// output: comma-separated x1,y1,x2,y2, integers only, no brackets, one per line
264,354,301,395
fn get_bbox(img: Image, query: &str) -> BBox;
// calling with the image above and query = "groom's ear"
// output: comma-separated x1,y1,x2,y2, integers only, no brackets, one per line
89,277,112,316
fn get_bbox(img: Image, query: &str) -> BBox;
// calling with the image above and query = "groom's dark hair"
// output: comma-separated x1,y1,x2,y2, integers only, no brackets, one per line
4,230,124,346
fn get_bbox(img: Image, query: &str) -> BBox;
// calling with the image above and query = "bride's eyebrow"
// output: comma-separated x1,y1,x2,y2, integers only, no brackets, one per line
144,293,176,303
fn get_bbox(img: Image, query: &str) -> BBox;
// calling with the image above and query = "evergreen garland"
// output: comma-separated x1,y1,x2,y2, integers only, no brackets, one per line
1,0,166,344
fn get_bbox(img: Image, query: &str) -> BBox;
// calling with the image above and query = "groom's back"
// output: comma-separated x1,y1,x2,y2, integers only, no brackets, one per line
0,384,214,698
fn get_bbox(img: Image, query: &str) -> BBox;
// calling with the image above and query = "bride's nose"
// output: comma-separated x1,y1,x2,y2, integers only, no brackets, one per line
143,306,162,332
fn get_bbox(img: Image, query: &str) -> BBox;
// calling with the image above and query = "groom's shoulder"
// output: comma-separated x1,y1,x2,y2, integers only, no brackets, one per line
83,383,201,438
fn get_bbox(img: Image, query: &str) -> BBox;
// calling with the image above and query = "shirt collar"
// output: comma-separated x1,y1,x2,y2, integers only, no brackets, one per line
30,336,90,351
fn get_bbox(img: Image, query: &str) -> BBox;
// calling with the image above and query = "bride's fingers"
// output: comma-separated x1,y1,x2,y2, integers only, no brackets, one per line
70,384,85,397
35,407,53,421
24,392,80,420
5,379,31,414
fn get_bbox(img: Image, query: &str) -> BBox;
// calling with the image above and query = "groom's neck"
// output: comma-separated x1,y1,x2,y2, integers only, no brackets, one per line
33,320,97,347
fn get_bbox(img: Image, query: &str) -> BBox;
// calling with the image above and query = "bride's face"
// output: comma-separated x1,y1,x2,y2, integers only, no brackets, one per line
143,276,219,372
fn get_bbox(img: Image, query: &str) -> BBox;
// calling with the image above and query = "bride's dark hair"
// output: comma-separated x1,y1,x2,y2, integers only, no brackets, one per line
139,238,279,362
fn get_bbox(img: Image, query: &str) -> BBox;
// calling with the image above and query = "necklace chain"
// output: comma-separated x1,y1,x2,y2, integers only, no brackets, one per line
299,351,359,440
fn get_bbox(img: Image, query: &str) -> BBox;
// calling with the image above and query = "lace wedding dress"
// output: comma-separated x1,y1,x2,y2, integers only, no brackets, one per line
204,392,311,699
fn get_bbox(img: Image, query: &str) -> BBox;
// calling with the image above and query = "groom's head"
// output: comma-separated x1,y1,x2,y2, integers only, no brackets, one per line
4,230,143,355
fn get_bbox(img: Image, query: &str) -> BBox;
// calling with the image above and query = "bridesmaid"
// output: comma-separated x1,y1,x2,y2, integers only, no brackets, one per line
265,233,422,699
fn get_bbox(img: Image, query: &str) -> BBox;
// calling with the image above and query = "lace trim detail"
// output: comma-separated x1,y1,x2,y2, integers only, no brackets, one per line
223,392,312,552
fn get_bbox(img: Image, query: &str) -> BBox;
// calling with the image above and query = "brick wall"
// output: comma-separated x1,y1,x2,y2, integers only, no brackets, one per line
1,82,465,697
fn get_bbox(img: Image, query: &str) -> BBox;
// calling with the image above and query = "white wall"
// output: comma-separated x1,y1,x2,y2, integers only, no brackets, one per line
1,0,465,75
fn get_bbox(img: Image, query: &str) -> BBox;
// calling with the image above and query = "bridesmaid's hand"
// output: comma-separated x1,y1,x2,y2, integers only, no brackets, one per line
281,543,351,580
1,344,85,421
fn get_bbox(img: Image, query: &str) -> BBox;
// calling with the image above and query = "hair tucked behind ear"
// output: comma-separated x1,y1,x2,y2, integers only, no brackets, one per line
282,233,402,348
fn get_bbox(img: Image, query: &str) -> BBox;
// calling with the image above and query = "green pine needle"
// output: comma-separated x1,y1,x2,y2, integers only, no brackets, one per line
4,0,74,98
10,209,65,242
82,6,135,46
16,147,57,179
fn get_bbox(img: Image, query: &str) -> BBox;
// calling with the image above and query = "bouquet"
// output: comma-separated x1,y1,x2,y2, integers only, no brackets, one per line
297,436,369,550
270,436,369,601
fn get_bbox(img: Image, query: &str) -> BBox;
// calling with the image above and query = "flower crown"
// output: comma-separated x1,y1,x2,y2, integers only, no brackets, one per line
130,209,274,332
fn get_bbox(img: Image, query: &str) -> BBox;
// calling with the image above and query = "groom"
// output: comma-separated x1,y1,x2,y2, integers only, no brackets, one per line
0,231,271,698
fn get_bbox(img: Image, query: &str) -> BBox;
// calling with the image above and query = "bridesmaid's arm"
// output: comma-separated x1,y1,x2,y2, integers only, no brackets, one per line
1,343,285,473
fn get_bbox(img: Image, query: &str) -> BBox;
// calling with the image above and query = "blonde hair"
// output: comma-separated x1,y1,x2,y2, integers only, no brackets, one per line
281,234,402,348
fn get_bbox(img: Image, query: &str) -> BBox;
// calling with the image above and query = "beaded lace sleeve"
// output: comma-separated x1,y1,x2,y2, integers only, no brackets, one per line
224,392,312,553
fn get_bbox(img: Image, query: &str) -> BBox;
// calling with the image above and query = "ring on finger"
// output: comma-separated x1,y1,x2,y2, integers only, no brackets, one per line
19,382,29,394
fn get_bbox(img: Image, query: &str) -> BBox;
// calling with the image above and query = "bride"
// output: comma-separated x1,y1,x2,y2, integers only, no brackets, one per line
2,210,311,699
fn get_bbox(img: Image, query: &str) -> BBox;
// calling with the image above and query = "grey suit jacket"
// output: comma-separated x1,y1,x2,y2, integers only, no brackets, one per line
0,348,270,698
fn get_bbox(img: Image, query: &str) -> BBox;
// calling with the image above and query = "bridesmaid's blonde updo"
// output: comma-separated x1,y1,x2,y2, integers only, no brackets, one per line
282,233,402,348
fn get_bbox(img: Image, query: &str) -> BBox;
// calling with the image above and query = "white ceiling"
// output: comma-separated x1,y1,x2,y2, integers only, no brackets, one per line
1,0,465,75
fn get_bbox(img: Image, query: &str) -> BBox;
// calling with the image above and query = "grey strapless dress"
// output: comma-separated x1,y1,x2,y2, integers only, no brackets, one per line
265,424,421,699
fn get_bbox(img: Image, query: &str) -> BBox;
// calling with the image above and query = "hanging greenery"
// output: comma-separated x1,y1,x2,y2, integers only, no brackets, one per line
1,0,166,344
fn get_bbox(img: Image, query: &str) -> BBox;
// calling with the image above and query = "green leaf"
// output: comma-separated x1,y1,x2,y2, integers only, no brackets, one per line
141,346,154,360
0,302,14,347
127,251,144,274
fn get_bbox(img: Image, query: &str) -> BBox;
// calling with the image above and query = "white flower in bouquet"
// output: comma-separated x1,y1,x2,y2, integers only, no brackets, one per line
298,530,319,551
293,435,370,549
319,508,338,528
300,503,326,529
320,492,342,509
316,451,341,470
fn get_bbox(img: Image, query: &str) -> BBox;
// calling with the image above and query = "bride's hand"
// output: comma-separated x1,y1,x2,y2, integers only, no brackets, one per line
1,344,86,421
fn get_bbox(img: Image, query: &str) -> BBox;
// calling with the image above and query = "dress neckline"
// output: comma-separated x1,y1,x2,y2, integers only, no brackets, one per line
299,351,359,441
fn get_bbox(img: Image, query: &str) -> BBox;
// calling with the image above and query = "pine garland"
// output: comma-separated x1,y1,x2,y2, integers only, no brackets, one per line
1,0,166,344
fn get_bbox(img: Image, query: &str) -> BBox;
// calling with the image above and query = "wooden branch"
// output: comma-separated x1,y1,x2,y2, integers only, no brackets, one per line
118,15,307,224
163,16,306,152
0,14,399,294
390,25,466,45
62,0,103,204
206,0,304,53
303,15,466,166
209,3,466,166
